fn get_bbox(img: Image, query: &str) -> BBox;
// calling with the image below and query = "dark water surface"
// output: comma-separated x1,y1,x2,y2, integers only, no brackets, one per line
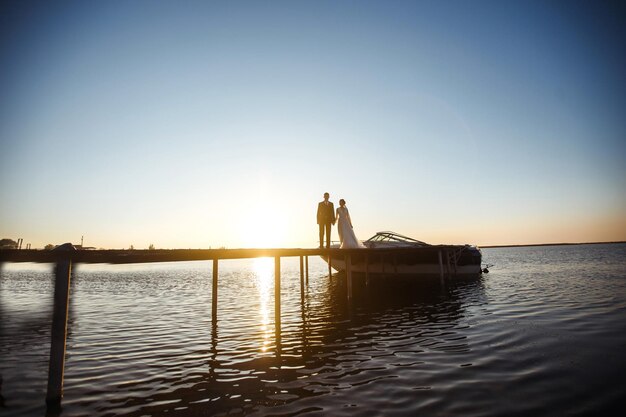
1,244,625,416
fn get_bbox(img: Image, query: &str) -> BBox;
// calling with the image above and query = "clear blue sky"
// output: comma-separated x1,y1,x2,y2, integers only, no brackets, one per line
1,0,625,249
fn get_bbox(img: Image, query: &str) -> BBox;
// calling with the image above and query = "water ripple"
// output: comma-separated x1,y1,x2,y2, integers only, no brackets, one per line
1,245,626,416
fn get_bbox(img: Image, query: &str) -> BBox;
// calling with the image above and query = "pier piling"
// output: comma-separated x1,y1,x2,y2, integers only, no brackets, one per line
305,256,309,285
46,258,72,409
212,259,218,322
328,252,332,277
299,256,304,301
346,255,353,300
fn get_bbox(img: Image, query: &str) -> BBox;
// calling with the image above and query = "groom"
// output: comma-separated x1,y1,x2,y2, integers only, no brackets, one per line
317,192,336,248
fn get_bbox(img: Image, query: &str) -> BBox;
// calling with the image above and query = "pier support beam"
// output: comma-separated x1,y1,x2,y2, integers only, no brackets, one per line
328,252,332,277
212,259,218,322
46,258,72,409
305,256,309,285
299,256,304,301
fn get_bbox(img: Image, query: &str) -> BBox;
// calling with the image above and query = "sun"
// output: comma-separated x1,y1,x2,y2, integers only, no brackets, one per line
236,204,289,248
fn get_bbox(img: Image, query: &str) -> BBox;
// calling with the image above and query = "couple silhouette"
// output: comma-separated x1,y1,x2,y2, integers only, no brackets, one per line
316,192,363,249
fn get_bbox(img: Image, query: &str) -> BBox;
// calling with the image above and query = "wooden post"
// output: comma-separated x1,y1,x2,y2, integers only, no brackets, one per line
46,258,72,408
305,256,309,285
299,256,304,301
346,254,353,300
212,259,218,322
274,256,281,337
328,251,332,277
438,249,444,283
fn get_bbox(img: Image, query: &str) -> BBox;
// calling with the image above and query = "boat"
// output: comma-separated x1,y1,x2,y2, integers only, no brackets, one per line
321,231,483,277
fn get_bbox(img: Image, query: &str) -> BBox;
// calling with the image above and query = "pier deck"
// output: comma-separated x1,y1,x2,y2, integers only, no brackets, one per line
0,246,462,264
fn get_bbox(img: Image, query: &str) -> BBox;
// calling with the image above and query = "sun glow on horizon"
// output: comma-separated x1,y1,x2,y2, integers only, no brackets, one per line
235,200,290,248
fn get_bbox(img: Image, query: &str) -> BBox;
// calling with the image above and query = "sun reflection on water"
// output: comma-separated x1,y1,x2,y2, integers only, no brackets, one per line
253,257,274,352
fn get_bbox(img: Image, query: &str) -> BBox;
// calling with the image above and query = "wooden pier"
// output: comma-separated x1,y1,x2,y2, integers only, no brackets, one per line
0,245,464,410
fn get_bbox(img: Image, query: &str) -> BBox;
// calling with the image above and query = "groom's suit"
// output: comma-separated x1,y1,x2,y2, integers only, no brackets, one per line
317,201,335,248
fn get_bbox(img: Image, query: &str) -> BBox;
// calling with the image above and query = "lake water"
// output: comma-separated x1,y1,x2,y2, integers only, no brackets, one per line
1,244,625,416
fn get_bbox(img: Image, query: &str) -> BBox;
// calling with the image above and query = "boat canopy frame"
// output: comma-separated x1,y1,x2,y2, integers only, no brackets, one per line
365,231,430,246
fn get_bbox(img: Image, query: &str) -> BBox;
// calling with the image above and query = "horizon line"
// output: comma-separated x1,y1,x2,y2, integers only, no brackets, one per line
4,240,625,251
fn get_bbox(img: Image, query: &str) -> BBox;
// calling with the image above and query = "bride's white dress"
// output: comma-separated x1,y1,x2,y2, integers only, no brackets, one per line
336,206,365,249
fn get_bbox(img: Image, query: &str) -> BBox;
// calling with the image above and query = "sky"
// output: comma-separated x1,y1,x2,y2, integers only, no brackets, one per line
1,0,625,249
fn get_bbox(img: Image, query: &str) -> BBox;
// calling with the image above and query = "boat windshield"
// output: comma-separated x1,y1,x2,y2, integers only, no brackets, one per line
365,232,429,246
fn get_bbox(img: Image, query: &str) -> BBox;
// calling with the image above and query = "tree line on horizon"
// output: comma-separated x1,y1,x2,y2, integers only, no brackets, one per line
0,238,161,251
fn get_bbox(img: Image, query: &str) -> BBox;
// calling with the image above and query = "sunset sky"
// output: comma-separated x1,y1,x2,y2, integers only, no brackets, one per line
1,0,625,249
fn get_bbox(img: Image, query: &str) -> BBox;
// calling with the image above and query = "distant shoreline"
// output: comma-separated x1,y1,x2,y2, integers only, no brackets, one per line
479,241,626,249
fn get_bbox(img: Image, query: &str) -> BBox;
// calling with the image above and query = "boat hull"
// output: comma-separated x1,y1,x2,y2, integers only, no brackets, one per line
320,246,482,277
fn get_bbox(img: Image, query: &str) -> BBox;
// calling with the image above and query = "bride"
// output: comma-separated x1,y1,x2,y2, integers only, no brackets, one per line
336,199,365,249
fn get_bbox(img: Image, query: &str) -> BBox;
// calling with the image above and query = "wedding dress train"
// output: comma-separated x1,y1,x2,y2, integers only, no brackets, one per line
336,206,365,249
